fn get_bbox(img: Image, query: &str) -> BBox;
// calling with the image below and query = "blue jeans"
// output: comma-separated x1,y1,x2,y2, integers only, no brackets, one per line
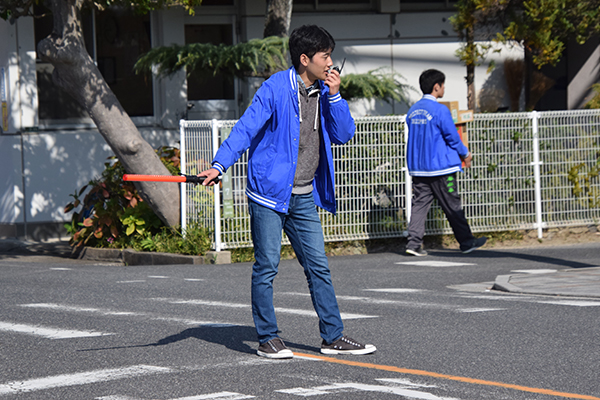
249,193,344,344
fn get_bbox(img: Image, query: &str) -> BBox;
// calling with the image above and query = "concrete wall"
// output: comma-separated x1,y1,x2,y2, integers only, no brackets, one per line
1,128,178,239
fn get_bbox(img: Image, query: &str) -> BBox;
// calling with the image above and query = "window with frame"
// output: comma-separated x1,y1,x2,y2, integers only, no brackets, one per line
34,6,153,123
294,0,373,11
185,24,235,101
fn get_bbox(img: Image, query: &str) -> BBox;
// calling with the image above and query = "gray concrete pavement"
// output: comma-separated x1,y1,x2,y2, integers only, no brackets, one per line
1,238,599,298
493,266,600,298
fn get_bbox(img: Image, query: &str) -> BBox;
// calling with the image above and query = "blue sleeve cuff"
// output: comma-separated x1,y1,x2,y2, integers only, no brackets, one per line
328,93,342,104
212,162,225,174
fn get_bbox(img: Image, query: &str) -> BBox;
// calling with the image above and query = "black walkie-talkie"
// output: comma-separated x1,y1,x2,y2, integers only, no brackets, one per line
332,58,346,74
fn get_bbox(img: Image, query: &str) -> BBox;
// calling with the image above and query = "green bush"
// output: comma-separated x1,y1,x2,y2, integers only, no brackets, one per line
64,146,213,255
585,84,600,109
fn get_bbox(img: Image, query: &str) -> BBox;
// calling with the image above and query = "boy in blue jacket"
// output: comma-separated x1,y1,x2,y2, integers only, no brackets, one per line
200,25,376,359
405,69,487,256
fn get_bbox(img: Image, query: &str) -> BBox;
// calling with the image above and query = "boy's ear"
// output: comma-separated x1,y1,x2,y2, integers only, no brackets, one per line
300,54,310,67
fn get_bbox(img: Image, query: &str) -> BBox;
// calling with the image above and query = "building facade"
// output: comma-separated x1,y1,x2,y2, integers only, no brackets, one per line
0,0,598,239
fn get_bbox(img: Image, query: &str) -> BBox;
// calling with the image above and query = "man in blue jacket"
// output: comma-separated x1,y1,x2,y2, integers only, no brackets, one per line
200,25,376,359
405,69,487,256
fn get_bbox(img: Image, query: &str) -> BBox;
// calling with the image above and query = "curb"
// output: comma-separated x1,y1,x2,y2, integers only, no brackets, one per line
492,268,600,298
74,247,231,265
491,275,520,293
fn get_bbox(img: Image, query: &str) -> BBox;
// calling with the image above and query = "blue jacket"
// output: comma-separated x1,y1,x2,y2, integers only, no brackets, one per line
211,67,356,214
405,95,469,177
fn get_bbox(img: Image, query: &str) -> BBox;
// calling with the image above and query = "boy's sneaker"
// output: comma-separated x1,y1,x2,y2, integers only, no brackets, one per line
406,247,427,256
257,338,293,359
461,237,488,254
321,336,377,355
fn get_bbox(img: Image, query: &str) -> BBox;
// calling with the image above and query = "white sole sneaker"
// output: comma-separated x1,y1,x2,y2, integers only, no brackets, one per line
257,348,294,359
321,344,377,355
406,248,427,256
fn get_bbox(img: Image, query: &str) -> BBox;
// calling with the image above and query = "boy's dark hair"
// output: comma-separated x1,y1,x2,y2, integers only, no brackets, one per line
419,69,445,94
289,25,336,70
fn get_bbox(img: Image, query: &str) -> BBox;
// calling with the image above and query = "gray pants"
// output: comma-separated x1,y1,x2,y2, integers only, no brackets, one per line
407,174,475,251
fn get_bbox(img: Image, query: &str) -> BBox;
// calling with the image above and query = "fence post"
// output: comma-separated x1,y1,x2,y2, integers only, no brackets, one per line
211,119,223,251
403,116,412,233
531,111,544,239
179,119,187,235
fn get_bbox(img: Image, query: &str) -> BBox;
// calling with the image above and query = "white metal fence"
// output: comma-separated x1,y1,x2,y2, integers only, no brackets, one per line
180,109,600,251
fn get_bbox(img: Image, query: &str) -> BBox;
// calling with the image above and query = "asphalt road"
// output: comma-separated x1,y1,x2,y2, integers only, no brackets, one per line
1,243,599,399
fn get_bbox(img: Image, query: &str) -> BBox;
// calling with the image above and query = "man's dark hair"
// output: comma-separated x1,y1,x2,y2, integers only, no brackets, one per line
289,25,336,70
419,69,445,94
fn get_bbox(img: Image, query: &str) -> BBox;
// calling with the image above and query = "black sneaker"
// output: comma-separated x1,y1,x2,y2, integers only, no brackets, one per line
461,237,488,254
321,336,377,355
406,247,427,256
257,338,293,359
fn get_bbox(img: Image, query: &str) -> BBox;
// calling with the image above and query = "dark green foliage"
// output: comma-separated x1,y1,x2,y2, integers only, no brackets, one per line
135,36,289,79
451,0,600,69
135,37,413,106
64,147,194,250
340,68,414,105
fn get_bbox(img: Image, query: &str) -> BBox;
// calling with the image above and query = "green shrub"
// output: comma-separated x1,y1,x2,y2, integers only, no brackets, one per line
585,84,600,109
64,146,214,254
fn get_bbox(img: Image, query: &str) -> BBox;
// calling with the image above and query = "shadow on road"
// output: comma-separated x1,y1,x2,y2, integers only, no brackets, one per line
79,324,320,355
424,248,598,269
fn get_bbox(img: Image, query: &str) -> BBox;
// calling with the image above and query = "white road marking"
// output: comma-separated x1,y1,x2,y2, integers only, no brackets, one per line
457,308,507,313
150,298,376,320
171,393,255,399
49,267,72,271
21,303,137,316
283,292,504,313
363,288,424,293
148,275,170,279
97,392,254,400
96,396,139,400
20,303,235,326
155,299,247,308
0,365,172,395
537,300,600,307
511,269,557,274
455,293,600,308
0,321,113,339
376,378,437,388
116,280,146,284
396,261,476,268
184,278,204,282
276,382,459,399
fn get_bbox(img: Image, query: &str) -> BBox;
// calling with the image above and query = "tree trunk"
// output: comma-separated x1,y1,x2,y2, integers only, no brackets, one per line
264,0,293,37
37,0,180,227
465,27,476,110
524,46,533,111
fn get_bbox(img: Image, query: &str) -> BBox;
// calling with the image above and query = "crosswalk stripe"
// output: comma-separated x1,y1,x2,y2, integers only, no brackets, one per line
0,365,172,395
0,321,113,339
149,298,377,320
396,261,476,268
363,289,423,293
283,292,504,313
172,392,255,399
538,300,600,307
96,392,255,400
19,303,234,326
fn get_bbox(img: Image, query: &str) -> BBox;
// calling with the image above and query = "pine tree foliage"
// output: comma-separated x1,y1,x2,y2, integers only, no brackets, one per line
135,38,412,106
135,36,289,79
340,68,412,105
